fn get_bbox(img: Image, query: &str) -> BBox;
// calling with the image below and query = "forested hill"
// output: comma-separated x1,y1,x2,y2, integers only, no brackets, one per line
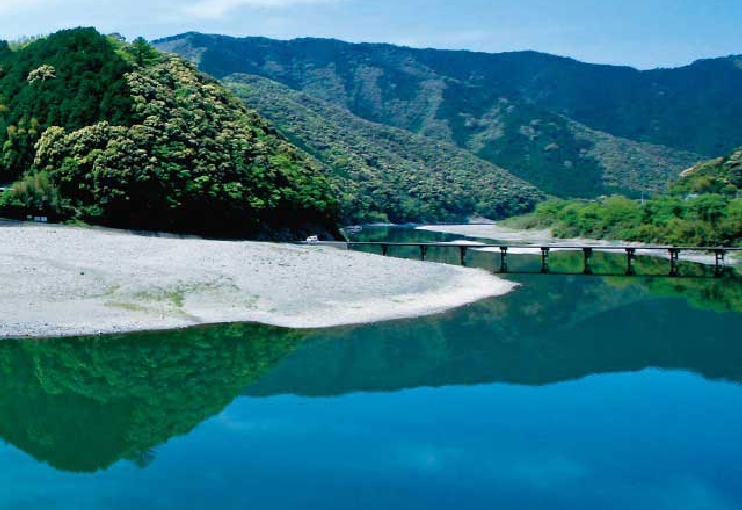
0,28,339,239
517,147,742,247
154,33,718,198
670,147,742,197
225,74,543,224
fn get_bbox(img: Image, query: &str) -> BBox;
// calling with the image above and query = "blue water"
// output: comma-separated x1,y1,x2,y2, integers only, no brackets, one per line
4,369,742,510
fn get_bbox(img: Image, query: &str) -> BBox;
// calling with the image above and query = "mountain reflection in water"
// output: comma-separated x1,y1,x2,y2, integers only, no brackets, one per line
0,324,304,473
246,274,742,395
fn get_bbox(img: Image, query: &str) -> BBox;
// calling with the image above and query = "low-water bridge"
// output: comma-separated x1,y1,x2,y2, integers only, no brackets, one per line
312,241,742,278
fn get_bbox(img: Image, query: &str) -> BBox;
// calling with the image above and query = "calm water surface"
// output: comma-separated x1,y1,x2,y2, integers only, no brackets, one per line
2,227,742,509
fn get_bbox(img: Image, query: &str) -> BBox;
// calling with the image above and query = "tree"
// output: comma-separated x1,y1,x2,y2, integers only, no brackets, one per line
127,38,160,67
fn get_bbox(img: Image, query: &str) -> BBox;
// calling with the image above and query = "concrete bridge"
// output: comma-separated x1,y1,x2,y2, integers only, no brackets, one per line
308,241,741,278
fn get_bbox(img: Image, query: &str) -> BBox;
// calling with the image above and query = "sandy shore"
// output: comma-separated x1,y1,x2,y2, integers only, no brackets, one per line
418,224,555,244
0,224,515,338
417,224,739,266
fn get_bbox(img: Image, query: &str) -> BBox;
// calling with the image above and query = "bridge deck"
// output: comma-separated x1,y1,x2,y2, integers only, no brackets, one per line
304,241,740,278
343,242,742,251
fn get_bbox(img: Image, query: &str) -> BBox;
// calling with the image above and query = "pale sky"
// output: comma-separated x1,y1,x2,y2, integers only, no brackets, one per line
0,0,740,69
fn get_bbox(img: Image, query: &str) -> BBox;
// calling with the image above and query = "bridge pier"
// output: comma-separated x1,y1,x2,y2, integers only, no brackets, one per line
715,249,726,278
541,247,550,274
460,246,468,266
339,241,735,279
668,248,680,277
583,248,594,275
626,248,637,276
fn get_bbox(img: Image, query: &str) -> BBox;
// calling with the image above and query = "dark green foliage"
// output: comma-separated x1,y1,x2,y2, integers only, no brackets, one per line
520,148,742,246
468,102,699,198
31,57,339,237
126,37,161,67
669,147,742,197
525,195,742,248
413,50,742,156
225,75,542,223
0,323,303,472
0,27,134,182
1,171,60,218
0,29,339,239
245,269,742,397
155,33,707,199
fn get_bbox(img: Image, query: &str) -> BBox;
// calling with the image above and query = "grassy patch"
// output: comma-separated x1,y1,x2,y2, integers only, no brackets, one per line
104,301,150,313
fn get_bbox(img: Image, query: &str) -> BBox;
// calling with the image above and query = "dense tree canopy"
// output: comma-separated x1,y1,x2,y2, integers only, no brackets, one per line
669,147,742,197
515,148,742,247
226,74,543,224
0,28,134,183
0,29,339,239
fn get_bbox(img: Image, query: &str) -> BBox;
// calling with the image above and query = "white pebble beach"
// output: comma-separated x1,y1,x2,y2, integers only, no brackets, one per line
0,223,516,338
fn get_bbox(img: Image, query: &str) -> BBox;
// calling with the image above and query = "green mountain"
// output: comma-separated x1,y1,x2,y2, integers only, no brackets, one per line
225,74,543,223
0,28,339,239
155,33,711,199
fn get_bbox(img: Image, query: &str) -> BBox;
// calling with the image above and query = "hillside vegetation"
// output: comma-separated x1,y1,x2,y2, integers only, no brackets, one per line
0,29,133,183
155,33,712,198
516,148,742,247
225,74,543,223
670,148,742,196
0,28,339,239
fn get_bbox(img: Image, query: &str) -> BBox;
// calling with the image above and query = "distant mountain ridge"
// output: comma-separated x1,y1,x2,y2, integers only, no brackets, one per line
225,74,543,223
154,32,731,201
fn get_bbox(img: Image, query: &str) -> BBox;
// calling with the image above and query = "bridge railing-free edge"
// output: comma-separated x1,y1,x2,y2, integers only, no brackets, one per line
301,241,741,278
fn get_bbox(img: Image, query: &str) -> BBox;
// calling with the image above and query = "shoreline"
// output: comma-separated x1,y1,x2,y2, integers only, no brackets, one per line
0,225,515,339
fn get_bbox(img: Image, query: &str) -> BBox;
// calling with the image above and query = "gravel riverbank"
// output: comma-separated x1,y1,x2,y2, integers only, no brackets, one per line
0,224,515,338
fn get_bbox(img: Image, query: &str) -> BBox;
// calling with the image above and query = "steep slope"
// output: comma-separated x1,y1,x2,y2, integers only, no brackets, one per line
225,74,543,223
670,147,742,196
458,97,700,197
0,29,338,238
411,49,742,156
155,33,708,198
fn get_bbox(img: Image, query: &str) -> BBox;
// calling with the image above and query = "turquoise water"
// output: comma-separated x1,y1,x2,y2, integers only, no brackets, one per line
2,228,742,509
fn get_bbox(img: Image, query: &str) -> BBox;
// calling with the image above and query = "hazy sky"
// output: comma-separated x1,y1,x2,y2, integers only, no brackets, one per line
0,0,740,69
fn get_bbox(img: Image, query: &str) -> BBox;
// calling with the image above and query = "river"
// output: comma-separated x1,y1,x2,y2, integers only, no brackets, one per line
1,227,742,509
